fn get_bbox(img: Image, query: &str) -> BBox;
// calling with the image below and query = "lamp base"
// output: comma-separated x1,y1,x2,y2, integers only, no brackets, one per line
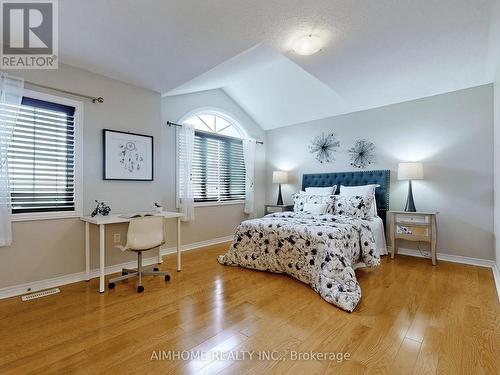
276,184,283,206
404,180,417,212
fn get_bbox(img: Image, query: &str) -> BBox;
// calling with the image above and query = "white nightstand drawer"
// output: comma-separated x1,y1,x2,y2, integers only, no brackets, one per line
395,214,430,224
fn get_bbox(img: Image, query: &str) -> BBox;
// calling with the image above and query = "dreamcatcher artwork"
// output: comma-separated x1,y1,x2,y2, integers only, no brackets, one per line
308,132,340,164
119,141,144,172
103,129,153,181
348,139,376,169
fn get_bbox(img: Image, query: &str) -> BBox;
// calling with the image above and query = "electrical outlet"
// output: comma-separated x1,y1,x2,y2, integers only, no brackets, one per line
113,233,121,243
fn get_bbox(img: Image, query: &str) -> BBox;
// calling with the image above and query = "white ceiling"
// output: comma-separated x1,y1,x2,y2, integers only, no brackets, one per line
59,0,500,129
166,44,351,129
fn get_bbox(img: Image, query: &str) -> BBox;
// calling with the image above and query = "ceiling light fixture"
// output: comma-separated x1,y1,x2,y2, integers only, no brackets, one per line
292,34,323,56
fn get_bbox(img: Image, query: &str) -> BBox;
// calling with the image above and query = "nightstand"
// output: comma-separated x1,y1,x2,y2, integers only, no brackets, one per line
265,204,294,215
388,211,438,265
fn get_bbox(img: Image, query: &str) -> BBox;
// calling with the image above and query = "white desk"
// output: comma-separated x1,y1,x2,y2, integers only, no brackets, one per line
80,211,184,293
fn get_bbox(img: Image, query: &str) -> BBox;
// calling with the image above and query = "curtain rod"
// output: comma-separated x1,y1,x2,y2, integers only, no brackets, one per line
25,81,104,103
166,121,264,144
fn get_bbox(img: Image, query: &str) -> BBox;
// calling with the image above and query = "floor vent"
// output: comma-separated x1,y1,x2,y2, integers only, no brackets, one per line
21,288,60,301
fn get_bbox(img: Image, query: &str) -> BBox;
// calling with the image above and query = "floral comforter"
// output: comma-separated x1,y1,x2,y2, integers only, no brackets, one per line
218,212,379,312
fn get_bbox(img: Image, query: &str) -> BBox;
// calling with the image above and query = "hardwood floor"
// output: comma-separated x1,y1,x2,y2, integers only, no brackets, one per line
0,243,498,374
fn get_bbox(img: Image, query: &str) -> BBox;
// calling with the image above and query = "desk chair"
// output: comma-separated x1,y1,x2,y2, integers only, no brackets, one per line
108,216,170,293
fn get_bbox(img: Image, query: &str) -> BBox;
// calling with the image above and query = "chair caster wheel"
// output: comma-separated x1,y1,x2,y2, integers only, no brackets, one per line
137,285,144,293
165,274,171,282
122,271,128,276
108,282,115,289
153,267,159,272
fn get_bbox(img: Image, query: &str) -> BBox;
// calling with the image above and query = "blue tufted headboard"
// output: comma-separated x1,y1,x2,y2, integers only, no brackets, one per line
301,170,391,225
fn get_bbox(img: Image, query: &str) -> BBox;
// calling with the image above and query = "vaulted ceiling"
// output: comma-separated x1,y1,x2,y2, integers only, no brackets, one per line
60,0,500,129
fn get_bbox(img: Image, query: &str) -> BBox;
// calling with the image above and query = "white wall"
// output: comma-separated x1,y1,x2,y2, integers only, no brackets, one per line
0,64,164,288
161,88,266,243
266,85,494,260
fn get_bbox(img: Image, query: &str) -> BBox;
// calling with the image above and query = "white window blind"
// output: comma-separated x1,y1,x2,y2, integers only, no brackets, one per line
179,131,246,203
8,96,76,214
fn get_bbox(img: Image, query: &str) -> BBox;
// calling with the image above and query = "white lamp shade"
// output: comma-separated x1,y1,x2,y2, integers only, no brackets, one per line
272,171,288,184
398,162,424,180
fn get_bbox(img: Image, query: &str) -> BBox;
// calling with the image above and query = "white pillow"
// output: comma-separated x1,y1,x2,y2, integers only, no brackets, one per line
303,203,328,214
332,195,374,219
339,184,379,217
293,192,335,213
304,185,337,196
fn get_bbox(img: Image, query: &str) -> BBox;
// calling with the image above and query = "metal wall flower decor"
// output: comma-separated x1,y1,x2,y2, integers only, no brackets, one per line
348,139,376,169
309,132,340,163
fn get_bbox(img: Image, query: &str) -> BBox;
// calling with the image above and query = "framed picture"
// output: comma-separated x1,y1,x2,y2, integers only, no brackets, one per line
103,129,154,181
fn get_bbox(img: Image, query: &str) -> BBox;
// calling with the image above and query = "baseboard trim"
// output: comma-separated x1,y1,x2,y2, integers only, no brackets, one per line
391,246,496,268
390,246,499,301
0,235,234,300
0,272,87,300
159,235,234,257
492,263,500,302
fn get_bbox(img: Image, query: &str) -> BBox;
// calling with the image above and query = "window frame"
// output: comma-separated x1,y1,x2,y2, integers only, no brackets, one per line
176,110,247,208
10,89,84,222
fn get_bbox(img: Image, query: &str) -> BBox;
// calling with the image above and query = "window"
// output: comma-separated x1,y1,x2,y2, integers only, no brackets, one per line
178,114,246,204
7,92,81,219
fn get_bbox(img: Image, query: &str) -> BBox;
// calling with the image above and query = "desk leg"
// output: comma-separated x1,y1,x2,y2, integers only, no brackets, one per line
158,220,165,264
177,217,181,272
85,222,90,281
99,224,105,293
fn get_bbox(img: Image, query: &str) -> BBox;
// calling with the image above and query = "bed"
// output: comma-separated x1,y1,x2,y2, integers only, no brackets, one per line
218,170,390,312
302,170,390,256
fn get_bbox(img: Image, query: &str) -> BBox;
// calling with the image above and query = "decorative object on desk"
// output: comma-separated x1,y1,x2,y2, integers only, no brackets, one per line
103,129,153,181
397,162,424,212
91,200,111,217
272,171,288,206
348,139,375,169
309,132,340,163
154,202,163,213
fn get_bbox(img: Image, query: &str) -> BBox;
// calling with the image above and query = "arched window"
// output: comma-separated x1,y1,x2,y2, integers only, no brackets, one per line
179,113,246,204
184,114,244,138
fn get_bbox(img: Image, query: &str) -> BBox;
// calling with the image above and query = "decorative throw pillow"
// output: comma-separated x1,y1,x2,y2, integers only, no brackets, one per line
339,184,379,217
303,203,328,214
332,194,374,219
293,192,335,213
304,185,337,195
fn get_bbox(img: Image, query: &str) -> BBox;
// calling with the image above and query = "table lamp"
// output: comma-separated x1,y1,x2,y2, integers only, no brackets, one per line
272,171,288,205
397,162,424,212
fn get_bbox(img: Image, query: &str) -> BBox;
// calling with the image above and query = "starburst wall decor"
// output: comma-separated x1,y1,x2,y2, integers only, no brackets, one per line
348,139,376,169
309,132,340,164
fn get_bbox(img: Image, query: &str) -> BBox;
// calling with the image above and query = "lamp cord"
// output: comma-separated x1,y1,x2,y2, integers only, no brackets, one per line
417,241,431,259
